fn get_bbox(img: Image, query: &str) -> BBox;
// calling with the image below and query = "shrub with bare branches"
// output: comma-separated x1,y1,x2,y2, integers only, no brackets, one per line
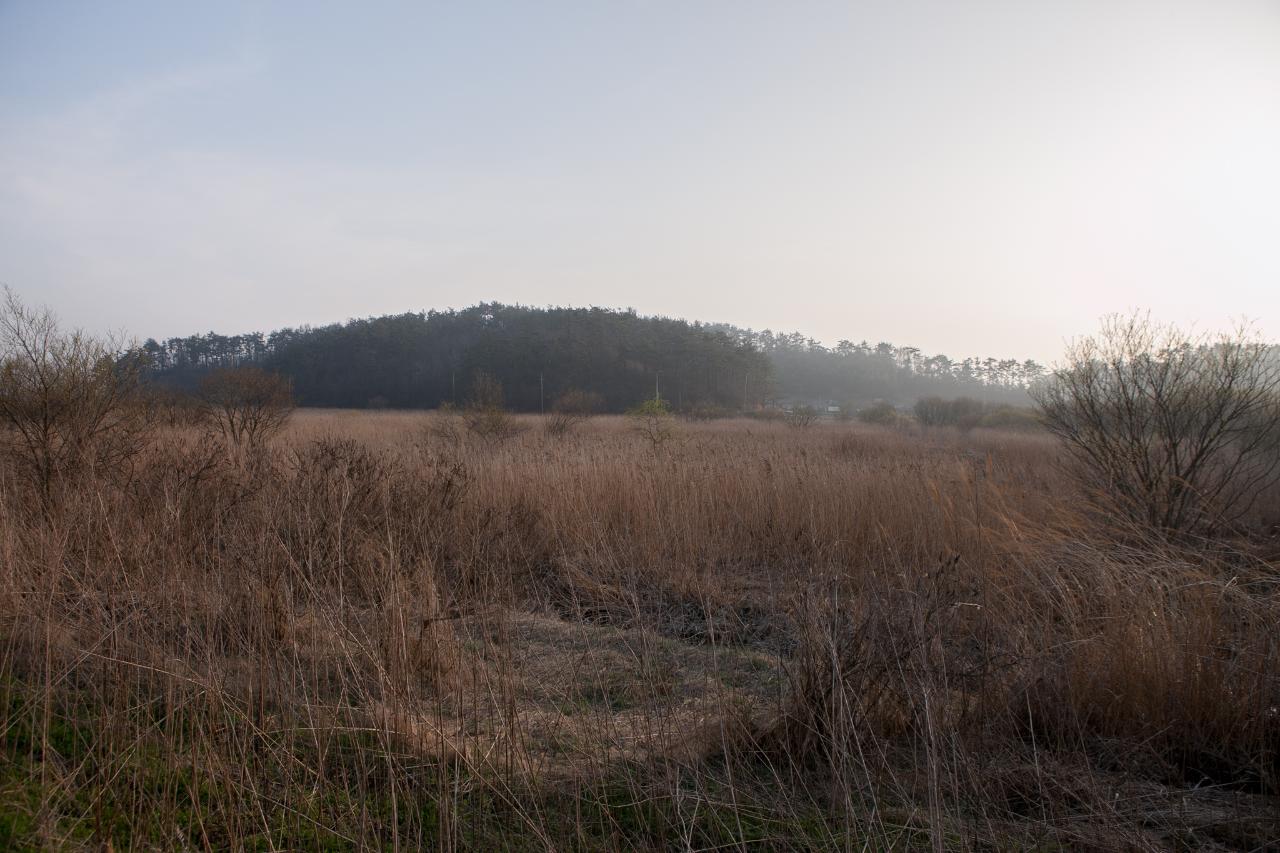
462,370,521,444
0,288,147,503
1032,313,1280,534
199,366,295,451
545,388,603,437
426,401,466,447
858,400,908,428
141,385,206,428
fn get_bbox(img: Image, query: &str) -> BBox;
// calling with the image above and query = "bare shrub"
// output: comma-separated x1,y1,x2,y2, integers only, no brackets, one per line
545,388,603,437
199,365,295,451
947,396,988,430
858,400,908,428
141,384,206,428
916,396,1041,432
426,401,466,446
544,409,578,438
1033,313,1280,534
0,288,147,502
977,405,1041,431
462,370,521,444
913,395,986,430
913,395,951,427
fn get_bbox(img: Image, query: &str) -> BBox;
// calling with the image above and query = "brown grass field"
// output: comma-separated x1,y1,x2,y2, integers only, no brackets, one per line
1,410,1277,850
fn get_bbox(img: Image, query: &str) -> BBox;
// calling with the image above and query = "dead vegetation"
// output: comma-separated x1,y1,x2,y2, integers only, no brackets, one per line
198,364,295,452
0,286,148,505
0,300,1277,850
545,389,604,438
1033,313,1280,535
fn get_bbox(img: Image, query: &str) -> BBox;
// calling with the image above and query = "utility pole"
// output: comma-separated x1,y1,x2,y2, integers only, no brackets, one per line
540,372,545,415
655,369,661,402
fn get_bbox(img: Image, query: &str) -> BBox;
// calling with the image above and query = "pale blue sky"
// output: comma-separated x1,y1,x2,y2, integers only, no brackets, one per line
2,1,1278,362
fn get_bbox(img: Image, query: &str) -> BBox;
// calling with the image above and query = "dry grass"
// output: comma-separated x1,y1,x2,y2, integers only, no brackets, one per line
0,410,1276,850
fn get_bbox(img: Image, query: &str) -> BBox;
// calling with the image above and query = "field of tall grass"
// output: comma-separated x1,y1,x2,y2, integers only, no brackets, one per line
1,411,1277,850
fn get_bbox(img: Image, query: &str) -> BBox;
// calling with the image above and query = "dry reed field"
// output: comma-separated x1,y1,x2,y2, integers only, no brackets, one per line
2,410,1278,850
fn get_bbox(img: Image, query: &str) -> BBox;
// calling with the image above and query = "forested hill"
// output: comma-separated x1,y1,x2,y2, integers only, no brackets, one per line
141,304,1042,411
144,305,770,411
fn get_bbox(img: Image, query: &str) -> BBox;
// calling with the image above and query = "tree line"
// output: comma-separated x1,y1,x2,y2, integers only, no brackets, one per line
710,324,1044,406
141,303,1042,412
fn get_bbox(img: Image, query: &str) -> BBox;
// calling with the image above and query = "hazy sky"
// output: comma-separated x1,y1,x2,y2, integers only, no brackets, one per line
2,1,1278,363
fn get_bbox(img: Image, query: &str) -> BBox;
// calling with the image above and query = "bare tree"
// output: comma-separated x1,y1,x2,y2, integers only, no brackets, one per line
0,288,147,503
199,366,294,450
1032,313,1280,534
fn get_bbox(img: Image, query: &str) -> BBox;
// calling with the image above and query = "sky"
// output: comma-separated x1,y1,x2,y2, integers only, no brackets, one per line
2,1,1279,364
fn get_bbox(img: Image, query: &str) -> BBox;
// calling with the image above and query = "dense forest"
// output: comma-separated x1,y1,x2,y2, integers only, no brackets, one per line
141,304,1042,411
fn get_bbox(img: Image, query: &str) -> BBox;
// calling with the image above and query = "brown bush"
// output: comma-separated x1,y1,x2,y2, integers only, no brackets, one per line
1034,313,1280,534
545,388,603,436
858,399,906,427
199,365,294,451
462,370,522,444
141,384,206,428
0,288,148,505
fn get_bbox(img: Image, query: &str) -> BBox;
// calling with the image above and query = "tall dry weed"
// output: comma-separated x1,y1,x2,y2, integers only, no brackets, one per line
0,412,1275,849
